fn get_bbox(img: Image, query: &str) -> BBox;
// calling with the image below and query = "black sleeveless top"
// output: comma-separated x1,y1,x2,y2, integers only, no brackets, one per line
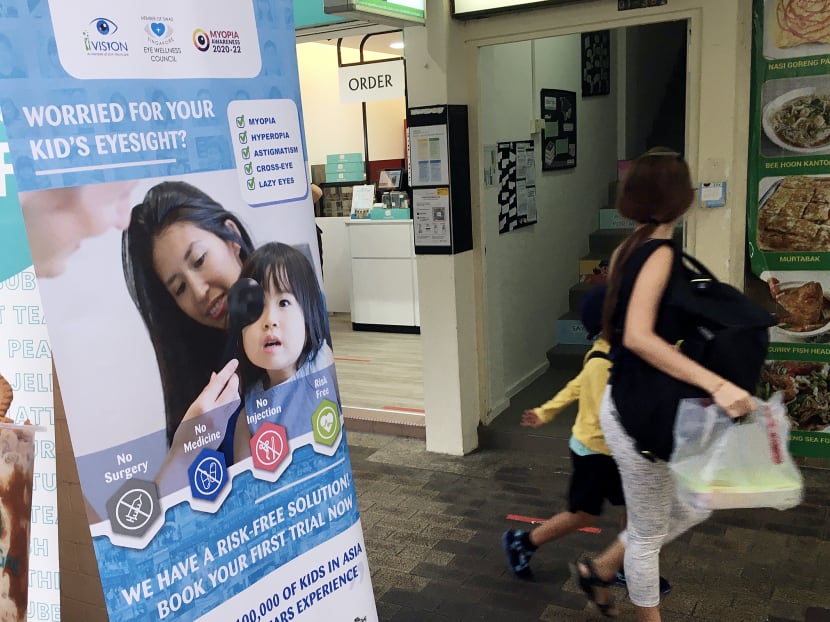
609,238,691,386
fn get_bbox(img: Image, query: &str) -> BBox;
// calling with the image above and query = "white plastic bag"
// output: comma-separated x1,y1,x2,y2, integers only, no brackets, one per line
669,393,804,511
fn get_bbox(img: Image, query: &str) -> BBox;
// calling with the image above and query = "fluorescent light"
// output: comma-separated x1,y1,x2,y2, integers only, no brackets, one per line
389,41,405,49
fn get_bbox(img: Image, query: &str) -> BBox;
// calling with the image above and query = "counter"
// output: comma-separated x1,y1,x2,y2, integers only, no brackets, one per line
344,219,420,333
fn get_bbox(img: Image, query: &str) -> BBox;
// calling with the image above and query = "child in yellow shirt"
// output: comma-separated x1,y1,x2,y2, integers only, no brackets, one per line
502,285,621,580
502,286,671,602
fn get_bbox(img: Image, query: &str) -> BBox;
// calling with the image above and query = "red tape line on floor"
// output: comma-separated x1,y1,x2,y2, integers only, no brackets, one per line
506,514,602,534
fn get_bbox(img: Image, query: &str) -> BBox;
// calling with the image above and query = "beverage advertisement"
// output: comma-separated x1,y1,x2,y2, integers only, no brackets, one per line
0,110,59,620
747,0,830,458
0,0,378,619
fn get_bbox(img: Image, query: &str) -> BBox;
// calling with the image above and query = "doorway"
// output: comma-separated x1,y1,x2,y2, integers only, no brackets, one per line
477,20,689,438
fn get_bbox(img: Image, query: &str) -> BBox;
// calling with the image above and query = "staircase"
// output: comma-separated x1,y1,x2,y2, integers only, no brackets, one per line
547,184,636,366
549,182,685,367
479,180,682,454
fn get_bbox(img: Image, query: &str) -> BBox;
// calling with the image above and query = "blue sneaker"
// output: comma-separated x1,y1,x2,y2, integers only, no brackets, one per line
613,570,672,595
501,529,534,580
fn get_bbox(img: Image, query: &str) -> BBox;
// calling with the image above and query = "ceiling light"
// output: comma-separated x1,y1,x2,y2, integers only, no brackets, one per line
389,41,404,49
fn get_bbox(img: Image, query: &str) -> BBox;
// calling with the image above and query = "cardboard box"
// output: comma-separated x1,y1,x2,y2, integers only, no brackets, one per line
326,152,363,165
328,170,366,183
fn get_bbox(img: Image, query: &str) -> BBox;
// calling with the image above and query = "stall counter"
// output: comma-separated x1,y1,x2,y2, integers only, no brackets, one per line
344,219,420,332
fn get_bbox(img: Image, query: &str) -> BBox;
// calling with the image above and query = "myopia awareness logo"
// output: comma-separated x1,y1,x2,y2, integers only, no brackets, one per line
193,29,210,51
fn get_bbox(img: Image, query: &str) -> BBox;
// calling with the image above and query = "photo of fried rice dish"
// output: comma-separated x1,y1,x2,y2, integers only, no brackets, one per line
760,360,830,431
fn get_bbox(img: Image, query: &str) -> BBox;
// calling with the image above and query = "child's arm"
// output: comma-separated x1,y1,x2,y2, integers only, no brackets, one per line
521,372,582,427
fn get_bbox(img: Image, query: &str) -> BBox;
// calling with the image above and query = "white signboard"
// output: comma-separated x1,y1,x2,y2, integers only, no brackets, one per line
324,0,424,26
338,59,406,104
453,0,586,18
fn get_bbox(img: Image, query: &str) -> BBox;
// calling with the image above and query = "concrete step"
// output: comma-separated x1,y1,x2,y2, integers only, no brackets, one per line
598,208,636,230
588,228,630,256
588,226,683,256
578,256,610,281
568,280,595,311
478,424,571,454
546,342,589,368
557,310,594,346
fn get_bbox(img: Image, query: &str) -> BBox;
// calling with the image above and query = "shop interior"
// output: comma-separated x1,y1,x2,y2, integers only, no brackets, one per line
295,19,688,435
296,31,426,430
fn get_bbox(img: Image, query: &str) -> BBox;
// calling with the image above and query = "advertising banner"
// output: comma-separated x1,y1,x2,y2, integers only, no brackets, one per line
747,0,830,458
0,111,60,621
0,1,378,620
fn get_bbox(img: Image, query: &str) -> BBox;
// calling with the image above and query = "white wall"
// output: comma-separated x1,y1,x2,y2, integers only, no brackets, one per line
480,34,618,414
296,42,406,166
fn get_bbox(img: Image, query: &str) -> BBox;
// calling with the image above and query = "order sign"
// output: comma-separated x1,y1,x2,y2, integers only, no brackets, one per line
338,59,406,104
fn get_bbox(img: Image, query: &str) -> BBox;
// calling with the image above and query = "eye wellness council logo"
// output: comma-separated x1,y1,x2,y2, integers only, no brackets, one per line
83,17,129,57
192,27,242,54
141,15,181,63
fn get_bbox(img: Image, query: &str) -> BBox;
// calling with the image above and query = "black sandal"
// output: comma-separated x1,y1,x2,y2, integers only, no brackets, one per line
576,559,618,618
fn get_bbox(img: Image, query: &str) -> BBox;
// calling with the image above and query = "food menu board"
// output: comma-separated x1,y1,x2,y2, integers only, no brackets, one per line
748,0,830,457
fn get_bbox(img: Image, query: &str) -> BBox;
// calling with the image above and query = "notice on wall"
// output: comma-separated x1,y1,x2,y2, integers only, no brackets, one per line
498,140,536,233
408,124,450,187
413,187,451,247
540,89,577,171
746,0,830,458
0,1,378,620
0,110,59,621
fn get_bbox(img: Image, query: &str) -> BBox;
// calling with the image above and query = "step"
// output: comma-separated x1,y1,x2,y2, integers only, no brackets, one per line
478,424,571,454
599,208,636,230
546,342,589,368
588,227,683,256
557,310,594,346
578,256,610,281
588,229,630,255
568,280,596,311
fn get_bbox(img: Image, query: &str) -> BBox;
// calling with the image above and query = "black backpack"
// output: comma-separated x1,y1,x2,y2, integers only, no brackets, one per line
611,245,776,461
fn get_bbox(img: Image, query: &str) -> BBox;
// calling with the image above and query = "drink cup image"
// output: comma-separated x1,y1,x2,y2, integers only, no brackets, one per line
0,423,43,621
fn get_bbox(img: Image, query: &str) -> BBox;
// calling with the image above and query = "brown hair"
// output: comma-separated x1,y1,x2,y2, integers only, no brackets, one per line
600,148,694,341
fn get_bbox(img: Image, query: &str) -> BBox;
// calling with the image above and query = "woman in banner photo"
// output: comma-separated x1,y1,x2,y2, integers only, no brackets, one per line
583,149,756,622
122,180,256,490
236,242,334,444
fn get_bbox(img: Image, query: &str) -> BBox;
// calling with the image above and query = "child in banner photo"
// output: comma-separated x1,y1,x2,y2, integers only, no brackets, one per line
236,241,336,445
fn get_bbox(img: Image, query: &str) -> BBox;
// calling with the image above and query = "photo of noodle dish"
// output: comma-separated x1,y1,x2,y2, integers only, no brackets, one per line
764,0,830,60
763,87,830,154
759,360,830,432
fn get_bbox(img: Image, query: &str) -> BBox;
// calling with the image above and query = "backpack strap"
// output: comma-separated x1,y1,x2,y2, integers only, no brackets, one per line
586,350,610,362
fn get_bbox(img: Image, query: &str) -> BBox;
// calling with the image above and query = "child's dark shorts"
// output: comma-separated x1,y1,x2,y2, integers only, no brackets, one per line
568,450,625,516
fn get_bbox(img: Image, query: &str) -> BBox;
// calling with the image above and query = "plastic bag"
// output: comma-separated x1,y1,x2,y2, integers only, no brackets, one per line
669,393,804,511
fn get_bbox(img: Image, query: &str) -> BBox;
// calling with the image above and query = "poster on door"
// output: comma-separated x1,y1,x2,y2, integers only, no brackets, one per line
747,0,830,458
0,110,60,621
0,1,378,620
497,140,536,233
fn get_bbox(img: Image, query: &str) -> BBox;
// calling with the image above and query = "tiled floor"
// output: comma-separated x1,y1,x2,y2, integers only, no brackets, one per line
349,430,830,622
330,313,425,437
